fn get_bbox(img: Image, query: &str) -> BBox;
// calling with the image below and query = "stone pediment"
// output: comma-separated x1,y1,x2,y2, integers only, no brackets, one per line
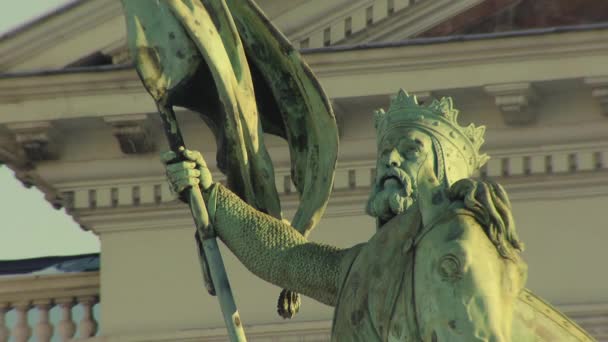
4,0,608,73
0,0,488,72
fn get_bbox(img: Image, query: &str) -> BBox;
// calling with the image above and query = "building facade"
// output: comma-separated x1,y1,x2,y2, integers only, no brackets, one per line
1,0,608,340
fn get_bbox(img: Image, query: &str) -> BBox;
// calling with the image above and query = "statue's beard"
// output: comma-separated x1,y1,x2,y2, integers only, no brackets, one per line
366,168,415,224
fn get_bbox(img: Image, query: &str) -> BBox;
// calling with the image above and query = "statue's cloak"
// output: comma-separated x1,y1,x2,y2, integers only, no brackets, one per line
333,206,595,341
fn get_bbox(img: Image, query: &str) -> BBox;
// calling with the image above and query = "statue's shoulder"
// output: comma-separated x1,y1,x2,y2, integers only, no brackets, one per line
446,178,525,259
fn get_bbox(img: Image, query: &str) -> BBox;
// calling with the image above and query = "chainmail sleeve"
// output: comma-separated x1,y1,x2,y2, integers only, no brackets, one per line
205,183,357,307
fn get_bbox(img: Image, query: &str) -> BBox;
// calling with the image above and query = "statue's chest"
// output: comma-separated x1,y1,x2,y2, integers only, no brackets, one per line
331,210,421,341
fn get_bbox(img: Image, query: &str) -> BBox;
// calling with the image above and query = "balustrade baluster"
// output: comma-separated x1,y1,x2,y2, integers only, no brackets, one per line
0,303,9,342
34,300,54,342
55,297,76,342
78,296,98,337
13,302,31,342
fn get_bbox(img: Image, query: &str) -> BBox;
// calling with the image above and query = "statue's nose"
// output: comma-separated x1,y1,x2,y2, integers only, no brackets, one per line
387,148,401,167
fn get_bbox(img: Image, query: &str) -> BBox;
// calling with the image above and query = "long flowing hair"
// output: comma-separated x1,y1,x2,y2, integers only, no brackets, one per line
448,178,525,261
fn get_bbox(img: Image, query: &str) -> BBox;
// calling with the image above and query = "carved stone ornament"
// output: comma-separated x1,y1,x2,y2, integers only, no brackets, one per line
484,82,539,125
5,121,59,161
584,76,608,116
103,114,155,154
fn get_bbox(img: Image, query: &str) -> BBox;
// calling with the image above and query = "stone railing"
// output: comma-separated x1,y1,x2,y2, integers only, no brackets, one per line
0,272,100,342
291,0,414,49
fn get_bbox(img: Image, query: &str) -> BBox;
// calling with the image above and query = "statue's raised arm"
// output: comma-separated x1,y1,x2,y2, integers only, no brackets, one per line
122,0,339,319
162,147,360,307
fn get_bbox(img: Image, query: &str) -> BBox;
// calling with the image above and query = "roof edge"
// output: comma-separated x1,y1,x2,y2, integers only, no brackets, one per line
0,0,84,42
303,22,608,54
1,22,608,79
0,63,133,79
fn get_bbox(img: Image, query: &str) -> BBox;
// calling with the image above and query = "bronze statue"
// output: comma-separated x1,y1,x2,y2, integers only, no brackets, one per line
122,0,595,340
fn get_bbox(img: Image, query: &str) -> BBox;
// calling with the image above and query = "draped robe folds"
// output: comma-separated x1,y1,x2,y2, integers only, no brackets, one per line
332,202,528,341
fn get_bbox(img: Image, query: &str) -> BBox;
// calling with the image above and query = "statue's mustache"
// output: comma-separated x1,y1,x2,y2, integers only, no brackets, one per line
379,167,412,193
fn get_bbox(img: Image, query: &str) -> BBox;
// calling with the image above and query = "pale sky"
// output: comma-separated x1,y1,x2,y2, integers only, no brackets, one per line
0,1,100,260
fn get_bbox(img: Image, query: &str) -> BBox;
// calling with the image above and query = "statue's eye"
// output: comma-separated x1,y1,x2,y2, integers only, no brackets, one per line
399,143,419,161
398,141,417,154
405,148,418,159
379,149,392,163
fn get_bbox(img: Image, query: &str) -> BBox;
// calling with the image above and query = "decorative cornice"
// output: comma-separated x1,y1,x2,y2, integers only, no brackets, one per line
286,0,417,49
1,28,608,121
49,139,608,234
337,0,484,45
0,136,67,209
285,0,376,44
484,82,538,125
0,68,142,102
304,27,608,102
4,121,59,161
0,133,27,168
103,114,155,155
584,76,608,116
285,0,484,49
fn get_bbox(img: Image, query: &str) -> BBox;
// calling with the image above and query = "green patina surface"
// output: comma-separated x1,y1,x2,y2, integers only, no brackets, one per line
125,0,595,340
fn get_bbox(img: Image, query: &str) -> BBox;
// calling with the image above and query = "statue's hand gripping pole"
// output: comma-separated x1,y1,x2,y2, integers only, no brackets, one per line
157,102,247,342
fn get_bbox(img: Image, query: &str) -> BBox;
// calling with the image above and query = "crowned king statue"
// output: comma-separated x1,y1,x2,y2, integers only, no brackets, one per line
122,1,595,341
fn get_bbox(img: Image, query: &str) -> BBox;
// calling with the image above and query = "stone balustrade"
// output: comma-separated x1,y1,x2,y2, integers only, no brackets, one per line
0,272,99,342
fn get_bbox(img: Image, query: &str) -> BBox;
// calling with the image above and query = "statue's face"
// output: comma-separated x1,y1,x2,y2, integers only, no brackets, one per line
366,127,434,224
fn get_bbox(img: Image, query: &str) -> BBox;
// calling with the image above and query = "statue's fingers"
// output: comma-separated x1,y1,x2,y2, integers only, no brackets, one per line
167,168,201,181
181,148,208,168
166,161,197,173
175,148,212,190
160,150,178,164
173,177,200,194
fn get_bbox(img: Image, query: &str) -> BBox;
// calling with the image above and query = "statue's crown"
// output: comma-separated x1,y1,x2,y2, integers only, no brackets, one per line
374,89,489,171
